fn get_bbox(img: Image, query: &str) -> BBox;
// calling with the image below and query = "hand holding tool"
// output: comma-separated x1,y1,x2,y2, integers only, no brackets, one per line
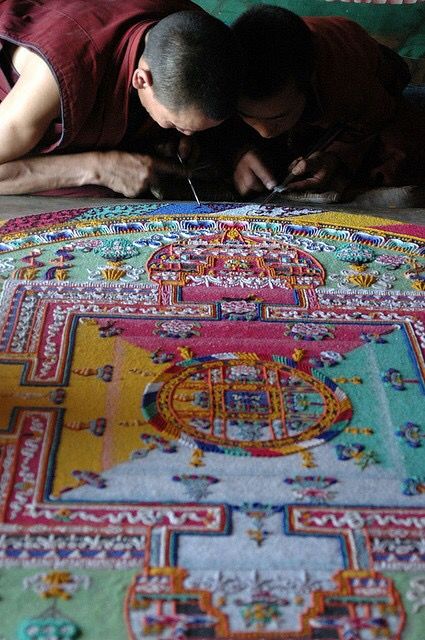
261,123,346,205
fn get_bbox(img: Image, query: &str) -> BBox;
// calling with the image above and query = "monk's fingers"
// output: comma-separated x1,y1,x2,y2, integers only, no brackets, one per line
245,169,269,194
289,151,325,176
247,157,276,191
286,167,329,192
288,156,305,173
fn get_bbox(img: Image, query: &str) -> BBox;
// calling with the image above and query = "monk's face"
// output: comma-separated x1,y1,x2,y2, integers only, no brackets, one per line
133,64,223,135
142,93,222,135
238,80,306,138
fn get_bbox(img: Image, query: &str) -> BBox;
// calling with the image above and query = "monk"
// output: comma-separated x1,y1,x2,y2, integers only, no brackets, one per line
0,0,241,196
230,5,425,201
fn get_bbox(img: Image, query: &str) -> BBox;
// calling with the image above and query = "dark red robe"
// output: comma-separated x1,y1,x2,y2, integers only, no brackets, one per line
303,16,425,186
0,0,199,153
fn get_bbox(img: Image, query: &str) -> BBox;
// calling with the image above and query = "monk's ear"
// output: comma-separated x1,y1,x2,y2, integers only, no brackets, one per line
132,67,153,90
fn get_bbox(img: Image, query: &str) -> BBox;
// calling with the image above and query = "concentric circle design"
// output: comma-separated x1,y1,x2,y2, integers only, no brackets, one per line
142,353,352,456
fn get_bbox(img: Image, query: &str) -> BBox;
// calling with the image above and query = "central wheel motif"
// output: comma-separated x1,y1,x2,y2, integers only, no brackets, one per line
142,354,352,456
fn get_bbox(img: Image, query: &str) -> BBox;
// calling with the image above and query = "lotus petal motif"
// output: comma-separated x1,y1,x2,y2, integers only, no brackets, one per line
102,266,126,280
347,273,377,287
412,279,425,291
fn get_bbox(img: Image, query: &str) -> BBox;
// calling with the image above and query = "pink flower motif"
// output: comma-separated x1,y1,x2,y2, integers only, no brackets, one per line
286,323,334,341
375,254,406,269
154,320,201,338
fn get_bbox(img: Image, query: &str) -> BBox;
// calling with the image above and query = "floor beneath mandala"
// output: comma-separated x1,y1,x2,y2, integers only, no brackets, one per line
0,195,425,224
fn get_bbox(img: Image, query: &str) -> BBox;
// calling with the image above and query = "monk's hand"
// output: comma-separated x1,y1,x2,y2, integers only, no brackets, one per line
286,151,349,193
233,150,277,196
98,151,187,198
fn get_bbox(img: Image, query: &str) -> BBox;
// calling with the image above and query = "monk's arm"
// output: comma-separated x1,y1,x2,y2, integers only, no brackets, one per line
0,49,186,196
0,47,86,193
0,153,100,194
0,53,105,193
0,151,186,197
0,47,61,164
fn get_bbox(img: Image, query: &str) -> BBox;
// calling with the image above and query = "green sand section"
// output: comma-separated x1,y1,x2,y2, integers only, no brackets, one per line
386,572,425,640
319,244,425,292
4,232,424,291
0,568,136,640
320,327,425,478
74,203,161,221
322,254,421,293
2,239,157,285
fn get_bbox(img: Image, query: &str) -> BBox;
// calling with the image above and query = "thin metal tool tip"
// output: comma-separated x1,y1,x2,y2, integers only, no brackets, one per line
177,152,201,205
261,188,278,205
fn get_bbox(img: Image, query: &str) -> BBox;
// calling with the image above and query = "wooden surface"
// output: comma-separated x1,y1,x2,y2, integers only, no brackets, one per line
0,195,424,224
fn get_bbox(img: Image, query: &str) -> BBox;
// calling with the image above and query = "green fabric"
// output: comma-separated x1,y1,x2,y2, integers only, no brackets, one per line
201,0,425,59
402,30,425,59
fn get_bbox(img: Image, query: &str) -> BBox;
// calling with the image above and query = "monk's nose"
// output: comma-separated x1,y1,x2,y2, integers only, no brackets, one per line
252,122,275,138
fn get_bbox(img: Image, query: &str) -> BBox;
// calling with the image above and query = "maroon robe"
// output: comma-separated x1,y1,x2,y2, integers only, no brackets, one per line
0,0,200,153
303,17,425,186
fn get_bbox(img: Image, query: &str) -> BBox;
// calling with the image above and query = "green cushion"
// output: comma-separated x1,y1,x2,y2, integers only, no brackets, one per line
201,0,425,59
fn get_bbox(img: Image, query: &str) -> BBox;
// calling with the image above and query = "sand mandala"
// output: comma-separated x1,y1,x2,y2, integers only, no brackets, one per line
0,201,424,639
